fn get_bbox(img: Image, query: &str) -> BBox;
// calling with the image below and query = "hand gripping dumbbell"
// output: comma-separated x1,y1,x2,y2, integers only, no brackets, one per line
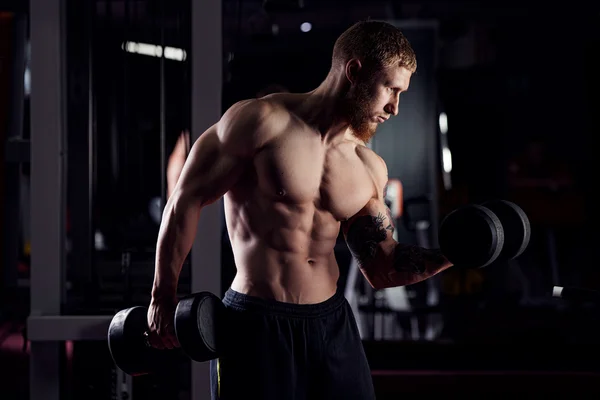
107,292,226,376
438,199,531,269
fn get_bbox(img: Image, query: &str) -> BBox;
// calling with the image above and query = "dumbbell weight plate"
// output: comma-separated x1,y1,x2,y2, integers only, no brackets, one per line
175,292,226,362
482,199,531,263
108,306,188,376
438,204,505,269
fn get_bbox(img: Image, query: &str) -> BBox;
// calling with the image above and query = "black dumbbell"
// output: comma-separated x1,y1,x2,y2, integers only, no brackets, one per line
481,199,531,263
553,286,600,304
438,200,531,269
107,291,226,376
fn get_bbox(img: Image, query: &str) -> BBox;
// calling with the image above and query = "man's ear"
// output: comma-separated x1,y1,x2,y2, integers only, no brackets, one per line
344,58,363,85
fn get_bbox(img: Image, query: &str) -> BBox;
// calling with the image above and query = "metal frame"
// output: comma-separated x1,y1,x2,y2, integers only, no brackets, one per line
28,0,223,399
190,0,222,398
28,0,67,399
27,315,112,341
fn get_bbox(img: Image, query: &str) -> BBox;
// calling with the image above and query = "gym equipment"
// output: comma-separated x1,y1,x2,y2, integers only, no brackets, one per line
108,306,187,376
438,204,505,269
438,200,530,269
481,199,530,263
175,292,226,362
108,292,226,376
553,286,600,303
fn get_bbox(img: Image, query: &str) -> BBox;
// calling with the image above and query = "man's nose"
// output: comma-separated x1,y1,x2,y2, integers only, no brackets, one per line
384,101,398,116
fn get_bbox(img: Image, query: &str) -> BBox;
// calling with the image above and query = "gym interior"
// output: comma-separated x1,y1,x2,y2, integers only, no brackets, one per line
1,0,599,398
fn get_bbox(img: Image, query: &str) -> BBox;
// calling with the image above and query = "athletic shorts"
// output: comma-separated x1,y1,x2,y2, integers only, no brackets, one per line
210,288,375,400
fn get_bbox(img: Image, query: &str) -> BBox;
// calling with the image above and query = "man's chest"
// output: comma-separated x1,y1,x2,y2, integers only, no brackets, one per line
253,136,376,220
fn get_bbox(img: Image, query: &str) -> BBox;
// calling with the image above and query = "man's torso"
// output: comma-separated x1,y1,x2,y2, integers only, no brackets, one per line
224,94,385,303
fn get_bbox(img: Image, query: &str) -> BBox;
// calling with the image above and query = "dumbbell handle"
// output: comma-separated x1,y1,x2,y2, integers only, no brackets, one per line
553,286,600,303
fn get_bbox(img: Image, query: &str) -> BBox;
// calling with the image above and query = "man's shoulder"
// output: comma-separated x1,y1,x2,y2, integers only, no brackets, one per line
218,98,292,148
223,98,278,122
224,97,293,131
356,145,388,185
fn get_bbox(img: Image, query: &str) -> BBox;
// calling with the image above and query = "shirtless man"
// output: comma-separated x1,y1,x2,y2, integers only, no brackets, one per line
148,20,453,399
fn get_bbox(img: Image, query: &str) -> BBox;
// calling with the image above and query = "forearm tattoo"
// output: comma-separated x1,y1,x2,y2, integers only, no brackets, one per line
391,245,446,275
383,184,396,233
345,213,391,267
385,204,395,233
346,209,446,277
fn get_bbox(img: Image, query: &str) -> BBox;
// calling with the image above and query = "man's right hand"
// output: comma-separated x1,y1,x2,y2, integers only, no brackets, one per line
146,296,181,350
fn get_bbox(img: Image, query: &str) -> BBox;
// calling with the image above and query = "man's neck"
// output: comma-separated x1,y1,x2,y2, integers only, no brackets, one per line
302,71,352,143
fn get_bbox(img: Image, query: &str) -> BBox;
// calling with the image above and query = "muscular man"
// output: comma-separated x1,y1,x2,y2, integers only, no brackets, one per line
148,20,453,399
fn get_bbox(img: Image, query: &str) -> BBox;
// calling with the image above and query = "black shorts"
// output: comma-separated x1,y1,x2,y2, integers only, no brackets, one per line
210,288,375,400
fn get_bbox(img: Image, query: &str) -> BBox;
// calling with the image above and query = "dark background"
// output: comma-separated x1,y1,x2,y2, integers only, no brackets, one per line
1,0,599,398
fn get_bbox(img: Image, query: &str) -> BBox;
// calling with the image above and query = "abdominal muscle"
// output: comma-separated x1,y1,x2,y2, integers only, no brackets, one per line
225,195,342,304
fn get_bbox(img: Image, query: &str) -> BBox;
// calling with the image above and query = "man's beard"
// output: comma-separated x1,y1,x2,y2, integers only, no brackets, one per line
343,81,377,143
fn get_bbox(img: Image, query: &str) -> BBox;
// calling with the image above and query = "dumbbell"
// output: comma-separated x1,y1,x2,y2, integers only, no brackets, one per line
107,291,226,376
553,286,600,304
438,199,531,269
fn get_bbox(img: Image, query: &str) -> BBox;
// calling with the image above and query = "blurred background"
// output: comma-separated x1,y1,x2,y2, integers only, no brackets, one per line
1,0,599,398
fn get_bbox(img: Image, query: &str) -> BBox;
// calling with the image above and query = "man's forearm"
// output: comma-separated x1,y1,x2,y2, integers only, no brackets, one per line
152,195,201,299
343,206,453,290
366,244,453,289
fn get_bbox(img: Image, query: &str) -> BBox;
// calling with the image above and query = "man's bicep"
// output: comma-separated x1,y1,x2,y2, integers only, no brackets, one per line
342,198,396,268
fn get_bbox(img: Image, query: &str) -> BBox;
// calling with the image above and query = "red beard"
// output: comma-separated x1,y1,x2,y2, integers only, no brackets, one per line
343,80,377,143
